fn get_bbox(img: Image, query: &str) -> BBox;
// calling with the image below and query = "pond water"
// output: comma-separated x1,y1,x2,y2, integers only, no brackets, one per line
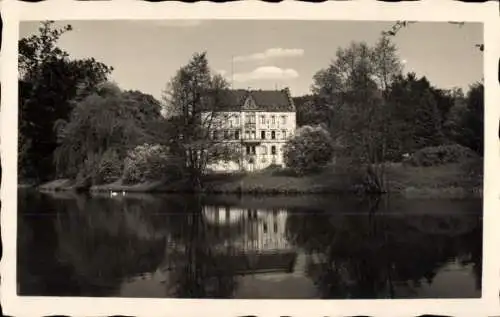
17,190,483,299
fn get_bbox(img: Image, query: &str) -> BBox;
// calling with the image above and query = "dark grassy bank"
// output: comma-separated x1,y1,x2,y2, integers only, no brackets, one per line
34,162,482,199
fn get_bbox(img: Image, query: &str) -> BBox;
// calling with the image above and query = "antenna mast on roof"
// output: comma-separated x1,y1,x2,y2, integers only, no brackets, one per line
231,55,234,89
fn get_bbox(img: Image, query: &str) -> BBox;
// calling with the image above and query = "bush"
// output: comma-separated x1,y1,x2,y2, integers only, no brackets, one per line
407,144,479,167
123,144,181,184
96,149,123,184
74,150,123,185
283,125,334,175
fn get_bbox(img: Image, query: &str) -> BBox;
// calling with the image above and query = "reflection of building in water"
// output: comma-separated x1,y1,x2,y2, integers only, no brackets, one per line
203,205,292,253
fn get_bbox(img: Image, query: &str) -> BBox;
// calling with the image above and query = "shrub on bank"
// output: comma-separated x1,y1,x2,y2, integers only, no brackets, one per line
283,125,334,175
123,144,181,184
407,144,479,167
96,149,123,184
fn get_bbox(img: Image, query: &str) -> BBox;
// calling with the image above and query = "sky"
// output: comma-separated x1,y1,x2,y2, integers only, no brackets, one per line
19,20,483,100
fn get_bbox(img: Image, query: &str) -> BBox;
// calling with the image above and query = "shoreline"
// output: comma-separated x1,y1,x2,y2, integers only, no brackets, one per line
29,181,483,200
26,163,483,200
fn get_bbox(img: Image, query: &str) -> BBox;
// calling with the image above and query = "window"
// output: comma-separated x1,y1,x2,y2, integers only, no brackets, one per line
261,131,266,139
281,115,287,125
223,130,229,139
261,145,267,155
271,115,276,124
245,112,256,124
252,146,256,155
271,145,276,155
245,131,250,139
282,130,287,139
251,131,256,139
213,131,218,140
271,131,276,140
235,130,240,139
246,146,251,155
263,223,268,233
260,115,265,124
229,119,233,128
274,223,278,233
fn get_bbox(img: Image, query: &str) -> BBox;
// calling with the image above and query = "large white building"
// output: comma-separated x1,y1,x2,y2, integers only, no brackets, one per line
204,88,297,172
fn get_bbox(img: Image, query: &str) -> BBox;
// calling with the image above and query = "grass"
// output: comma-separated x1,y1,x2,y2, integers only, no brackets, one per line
35,162,483,199
201,162,482,198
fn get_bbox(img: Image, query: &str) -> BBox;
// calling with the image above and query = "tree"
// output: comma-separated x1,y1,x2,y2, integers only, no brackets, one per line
53,82,161,185
383,21,484,52
283,125,334,175
387,73,445,155
311,36,403,192
19,21,113,182
161,52,239,189
292,95,327,127
444,82,483,155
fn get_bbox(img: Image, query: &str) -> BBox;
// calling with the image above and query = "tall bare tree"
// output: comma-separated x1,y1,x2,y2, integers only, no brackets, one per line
161,52,239,190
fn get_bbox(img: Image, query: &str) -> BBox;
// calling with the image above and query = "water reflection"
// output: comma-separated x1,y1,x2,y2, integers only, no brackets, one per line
18,190,482,299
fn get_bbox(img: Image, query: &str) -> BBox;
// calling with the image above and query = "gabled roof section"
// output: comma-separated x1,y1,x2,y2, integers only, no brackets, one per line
207,88,295,112
242,94,258,110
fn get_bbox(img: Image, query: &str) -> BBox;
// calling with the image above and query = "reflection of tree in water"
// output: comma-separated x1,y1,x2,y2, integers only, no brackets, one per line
53,194,170,295
285,196,482,299
18,190,96,296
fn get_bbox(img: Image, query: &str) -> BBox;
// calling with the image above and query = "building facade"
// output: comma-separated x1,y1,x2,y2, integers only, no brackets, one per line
204,88,296,172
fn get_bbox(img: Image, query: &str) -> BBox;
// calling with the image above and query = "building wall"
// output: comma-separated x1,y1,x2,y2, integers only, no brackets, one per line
204,110,296,172
202,206,291,252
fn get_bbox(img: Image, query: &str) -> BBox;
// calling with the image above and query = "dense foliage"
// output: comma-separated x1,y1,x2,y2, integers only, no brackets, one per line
406,144,479,167
53,83,162,185
123,144,182,184
283,125,334,175
302,35,483,192
19,21,113,182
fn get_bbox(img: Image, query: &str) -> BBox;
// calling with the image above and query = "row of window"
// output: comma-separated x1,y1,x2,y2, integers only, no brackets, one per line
245,145,281,155
245,113,288,125
211,130,288,140
212,130,240,140
221,113,289,127
246,130,287,140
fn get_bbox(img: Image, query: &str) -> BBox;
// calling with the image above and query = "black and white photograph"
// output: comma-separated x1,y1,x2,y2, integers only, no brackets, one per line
1,1,500,316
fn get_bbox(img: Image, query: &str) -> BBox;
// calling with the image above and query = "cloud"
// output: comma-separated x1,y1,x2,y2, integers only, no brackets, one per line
232,66,299,82
233,48,304,63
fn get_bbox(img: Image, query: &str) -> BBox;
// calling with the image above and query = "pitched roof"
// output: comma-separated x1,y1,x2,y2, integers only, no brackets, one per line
215,88,295,112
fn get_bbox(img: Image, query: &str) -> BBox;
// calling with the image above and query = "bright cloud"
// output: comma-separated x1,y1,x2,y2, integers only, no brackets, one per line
233,66,299,82
234,48,304,63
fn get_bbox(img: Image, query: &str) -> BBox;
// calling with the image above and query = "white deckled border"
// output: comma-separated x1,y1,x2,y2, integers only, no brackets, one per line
1,0,499,316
